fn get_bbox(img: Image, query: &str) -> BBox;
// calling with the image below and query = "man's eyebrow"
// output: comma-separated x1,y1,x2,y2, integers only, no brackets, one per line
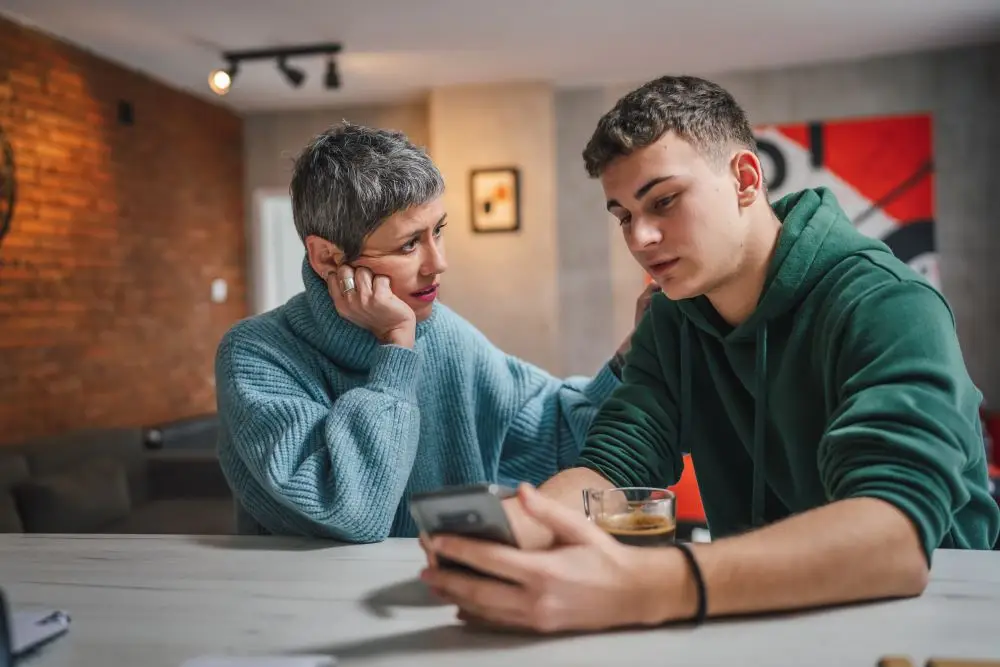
634,175,675,200
606,176,677,211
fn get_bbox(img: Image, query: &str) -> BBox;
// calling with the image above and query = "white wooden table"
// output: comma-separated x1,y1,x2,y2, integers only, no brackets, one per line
1,534,998,667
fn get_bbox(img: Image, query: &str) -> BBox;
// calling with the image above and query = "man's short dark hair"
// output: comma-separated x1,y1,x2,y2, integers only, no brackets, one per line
289,121,443,262
582,75,757,178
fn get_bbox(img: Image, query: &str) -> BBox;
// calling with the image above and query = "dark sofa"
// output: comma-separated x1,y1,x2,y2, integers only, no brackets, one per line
0,423,234,535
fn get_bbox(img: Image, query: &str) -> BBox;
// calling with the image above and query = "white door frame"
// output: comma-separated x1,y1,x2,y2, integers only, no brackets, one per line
249,188,303,315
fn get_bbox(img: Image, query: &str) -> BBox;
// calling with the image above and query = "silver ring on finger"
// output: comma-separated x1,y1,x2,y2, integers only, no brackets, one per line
340,276,356,294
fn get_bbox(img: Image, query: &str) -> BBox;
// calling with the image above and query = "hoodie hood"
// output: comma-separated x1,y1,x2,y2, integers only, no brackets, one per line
673,187,892,529
677,186,892,341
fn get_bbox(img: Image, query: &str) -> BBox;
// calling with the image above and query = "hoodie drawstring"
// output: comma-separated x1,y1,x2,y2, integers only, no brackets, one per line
752,324,768,528
680,320,691,456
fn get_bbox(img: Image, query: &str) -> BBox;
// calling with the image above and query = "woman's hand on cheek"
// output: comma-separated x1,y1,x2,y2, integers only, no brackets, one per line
327,264,417,348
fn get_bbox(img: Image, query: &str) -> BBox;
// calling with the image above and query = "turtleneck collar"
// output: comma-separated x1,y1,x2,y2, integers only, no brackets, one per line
285,258,439,372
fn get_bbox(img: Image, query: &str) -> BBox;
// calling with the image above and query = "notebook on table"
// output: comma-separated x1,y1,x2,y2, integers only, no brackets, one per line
0,589,72,665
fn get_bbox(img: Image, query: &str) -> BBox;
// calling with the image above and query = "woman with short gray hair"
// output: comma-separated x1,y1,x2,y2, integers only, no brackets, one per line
215,121,653,542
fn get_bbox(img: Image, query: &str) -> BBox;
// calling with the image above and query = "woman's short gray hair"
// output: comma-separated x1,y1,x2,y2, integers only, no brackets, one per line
289,121,444,262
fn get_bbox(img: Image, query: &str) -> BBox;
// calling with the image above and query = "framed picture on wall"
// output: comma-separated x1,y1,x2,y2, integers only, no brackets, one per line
470,167,520,233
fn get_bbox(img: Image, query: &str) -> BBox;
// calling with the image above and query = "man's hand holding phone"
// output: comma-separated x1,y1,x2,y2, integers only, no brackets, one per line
417,469,612,569
327,263,416,348
412,484,532,577
417,492,556,576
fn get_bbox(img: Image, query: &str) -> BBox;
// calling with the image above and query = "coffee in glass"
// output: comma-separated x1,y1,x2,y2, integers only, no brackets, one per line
583,487,676,547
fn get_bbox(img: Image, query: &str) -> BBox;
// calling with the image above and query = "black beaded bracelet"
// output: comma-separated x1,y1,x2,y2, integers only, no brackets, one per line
673,541,707,625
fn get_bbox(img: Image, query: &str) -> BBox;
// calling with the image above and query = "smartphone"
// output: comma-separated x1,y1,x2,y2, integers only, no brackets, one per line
410,483,519,577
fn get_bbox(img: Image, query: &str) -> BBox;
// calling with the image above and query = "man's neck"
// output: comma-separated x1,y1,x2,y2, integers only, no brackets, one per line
707,208,782,327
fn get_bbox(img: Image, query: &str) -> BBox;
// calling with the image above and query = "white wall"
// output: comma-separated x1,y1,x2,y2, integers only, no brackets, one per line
244,100,430,197
428,83,562,371
554,88,646,376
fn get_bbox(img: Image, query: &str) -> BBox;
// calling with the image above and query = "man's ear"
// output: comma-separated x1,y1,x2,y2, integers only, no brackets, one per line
731,149,764,208
305,235,343,280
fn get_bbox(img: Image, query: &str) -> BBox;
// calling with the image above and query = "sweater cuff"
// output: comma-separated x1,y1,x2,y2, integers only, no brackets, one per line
584,364,621,403
368,344,422,401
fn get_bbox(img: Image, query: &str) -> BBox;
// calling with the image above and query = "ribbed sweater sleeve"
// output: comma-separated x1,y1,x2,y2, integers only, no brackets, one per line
215,330,422,543
498,357,620,484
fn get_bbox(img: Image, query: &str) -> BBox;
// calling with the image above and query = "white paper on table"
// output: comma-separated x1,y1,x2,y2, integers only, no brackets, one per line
11,609,71,658
180,656,337,667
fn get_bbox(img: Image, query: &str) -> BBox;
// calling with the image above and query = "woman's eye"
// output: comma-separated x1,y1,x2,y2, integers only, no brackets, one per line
434,222,447,237
619,216,631,227
401,240,417,253
655,196,675,210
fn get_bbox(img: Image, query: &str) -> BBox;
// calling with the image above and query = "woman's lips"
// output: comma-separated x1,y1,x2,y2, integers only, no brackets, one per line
411,285,439,302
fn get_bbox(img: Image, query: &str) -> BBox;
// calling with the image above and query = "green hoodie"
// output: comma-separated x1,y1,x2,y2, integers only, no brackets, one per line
579,187,999,559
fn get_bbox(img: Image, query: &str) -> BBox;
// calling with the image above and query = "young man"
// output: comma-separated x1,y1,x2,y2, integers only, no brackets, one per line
419,75,1000,633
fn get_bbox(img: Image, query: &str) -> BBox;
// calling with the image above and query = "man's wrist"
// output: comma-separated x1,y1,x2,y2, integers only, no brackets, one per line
608,350,626,380
629,546,702,626
615,332,632,358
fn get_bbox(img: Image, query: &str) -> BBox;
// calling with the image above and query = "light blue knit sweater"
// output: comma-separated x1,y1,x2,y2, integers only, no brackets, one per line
215,260,620,542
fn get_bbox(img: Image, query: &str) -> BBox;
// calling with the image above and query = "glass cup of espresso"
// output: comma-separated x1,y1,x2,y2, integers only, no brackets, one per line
583,487,677,547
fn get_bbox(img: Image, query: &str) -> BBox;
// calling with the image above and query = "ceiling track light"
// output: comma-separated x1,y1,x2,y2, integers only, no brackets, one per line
207,41,343,96
208,58,237,95
277,56,305,87
324,57,340,90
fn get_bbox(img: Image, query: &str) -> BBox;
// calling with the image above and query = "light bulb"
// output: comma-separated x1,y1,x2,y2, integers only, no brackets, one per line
209,69,232,95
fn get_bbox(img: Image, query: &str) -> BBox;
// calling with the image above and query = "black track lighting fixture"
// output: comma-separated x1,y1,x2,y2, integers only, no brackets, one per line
277,56,306,87
324,57,340,90
208,41,343,96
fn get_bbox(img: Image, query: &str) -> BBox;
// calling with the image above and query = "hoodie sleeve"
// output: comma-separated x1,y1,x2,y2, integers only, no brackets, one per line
575,304,685,489
817,280,1000,562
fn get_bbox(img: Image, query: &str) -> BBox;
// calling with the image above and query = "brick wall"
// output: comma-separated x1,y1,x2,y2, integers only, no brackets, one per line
0,15,246,444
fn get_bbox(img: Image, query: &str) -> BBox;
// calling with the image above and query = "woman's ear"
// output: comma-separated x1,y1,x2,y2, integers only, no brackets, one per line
305,235,343,279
